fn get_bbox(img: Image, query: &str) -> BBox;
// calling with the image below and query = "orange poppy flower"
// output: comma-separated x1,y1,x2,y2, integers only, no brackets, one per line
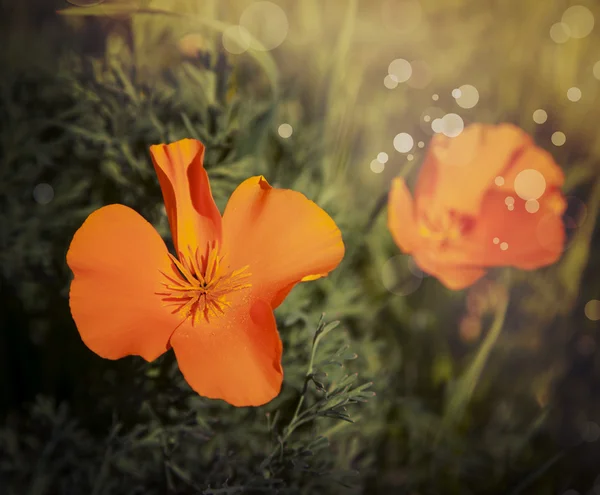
67,139,344,407
387,123,566,290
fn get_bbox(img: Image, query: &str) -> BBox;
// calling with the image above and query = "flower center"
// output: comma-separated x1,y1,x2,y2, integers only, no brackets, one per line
418,210,473,246
159,243,251,325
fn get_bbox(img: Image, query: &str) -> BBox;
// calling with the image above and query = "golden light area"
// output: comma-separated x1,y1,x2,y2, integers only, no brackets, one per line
278,123,293,138
552,131,567,146
381,255,423,296
567,87,582,102
495,176,505,186
594,61,600,80
584,300,600,321
222,25,252,54
381,0,423,33
377,152,389,164
394,132,414,153
454,84,480,109
370,159,385,173
549,22,571,43
533,109,548,124
514,169,547,201
239,1,289,51
388,58,413,83
561,5,595,39
407,61,433,89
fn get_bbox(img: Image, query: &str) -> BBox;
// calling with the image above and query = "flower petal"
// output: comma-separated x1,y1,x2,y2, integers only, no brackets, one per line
423,190,566,270
67,205,180,361
150,139,222,256
413,251,486,290
170,297,283,407
498,145,565,193
222,176,344,308
387,178,421,254
416,124,532,216
462,189,566,269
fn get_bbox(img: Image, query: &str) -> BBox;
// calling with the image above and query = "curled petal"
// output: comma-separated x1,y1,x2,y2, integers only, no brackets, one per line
150,139,222,255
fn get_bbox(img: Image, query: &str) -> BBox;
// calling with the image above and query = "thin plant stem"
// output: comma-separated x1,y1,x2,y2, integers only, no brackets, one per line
442,293,510,428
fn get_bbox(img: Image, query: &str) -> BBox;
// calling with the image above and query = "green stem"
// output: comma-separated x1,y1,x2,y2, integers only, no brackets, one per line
443,293,510,427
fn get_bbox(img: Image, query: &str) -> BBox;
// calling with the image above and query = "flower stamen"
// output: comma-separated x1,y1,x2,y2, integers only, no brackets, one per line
158,245,251,324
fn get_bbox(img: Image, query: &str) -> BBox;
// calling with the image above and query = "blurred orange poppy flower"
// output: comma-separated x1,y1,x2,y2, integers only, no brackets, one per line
67,139,344,407
388,123,566,290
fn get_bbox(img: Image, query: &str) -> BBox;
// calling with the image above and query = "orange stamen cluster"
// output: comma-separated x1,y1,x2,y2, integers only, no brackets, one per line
159,244,251,325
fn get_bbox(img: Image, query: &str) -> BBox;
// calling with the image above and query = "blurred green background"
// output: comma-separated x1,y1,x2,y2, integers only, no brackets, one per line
1,0,600,493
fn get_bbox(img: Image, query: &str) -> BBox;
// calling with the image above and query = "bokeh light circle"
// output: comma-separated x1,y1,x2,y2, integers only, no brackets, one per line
222,25,252,54
381,255,423,296
388,58,412,83
549,22,571,43
561,5,595,39
567,87,582,102
441,113,464,137
594,61,600,80
533,109,548,124
552,131,567,146
455,84,479,109
514,169,547,200
421,107,445,135
525,199,540,213
278,123,293,138
370,159,384,173
239,1,289,51
377,152,389,163
393,132,414,152
33,183,54,204
384,75,399,89
585,300,600,321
